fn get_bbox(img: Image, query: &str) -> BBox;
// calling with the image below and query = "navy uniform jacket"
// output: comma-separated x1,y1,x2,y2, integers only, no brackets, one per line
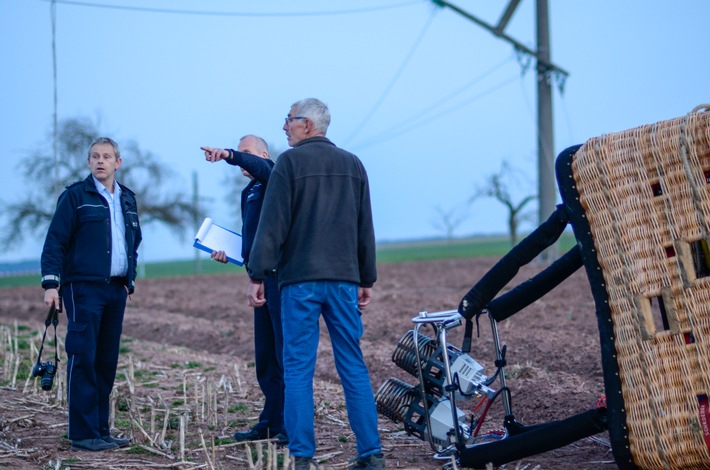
225,150,275,266
41,174,142,294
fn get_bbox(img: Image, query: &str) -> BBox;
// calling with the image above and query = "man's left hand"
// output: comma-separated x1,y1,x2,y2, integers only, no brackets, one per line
358,287,372,309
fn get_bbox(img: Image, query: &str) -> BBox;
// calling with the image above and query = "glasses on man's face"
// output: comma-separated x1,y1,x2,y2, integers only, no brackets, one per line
284,116,307,124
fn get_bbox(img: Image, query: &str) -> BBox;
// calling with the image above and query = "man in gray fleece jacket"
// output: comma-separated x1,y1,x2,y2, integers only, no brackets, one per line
247,98,384,470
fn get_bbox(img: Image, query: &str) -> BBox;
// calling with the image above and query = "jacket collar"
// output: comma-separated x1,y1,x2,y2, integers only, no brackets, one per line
81,173,134,197
294,136,334,147
82,174,99,193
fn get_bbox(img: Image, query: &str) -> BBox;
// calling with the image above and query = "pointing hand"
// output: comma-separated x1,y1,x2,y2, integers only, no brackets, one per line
200,146,229,162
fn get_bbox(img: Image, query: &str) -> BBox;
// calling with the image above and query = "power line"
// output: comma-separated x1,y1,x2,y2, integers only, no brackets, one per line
352,73,520,151
343,7,439,146
351,55,514,150
558,91,576,147
37,0,420,17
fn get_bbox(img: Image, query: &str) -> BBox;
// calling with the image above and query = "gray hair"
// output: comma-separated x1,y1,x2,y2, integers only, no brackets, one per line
292,98,331,135
87,137,121,160
239,134,270,156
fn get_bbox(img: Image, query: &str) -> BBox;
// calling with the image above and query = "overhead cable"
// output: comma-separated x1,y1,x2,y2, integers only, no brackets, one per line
37,0,420,17
352,55,514,149
343,7,439,146
352,73,520,151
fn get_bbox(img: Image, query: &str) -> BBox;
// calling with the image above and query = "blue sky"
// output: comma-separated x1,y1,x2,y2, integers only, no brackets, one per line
1,0,709,263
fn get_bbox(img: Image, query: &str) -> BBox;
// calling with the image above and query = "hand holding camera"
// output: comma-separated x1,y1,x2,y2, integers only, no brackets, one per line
34,304,60,392
32,361,57,391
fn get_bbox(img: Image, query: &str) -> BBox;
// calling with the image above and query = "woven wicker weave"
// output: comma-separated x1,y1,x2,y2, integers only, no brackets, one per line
571,105,710,469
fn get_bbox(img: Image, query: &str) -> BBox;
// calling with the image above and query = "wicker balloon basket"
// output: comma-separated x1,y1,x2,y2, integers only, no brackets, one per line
558,104,710,469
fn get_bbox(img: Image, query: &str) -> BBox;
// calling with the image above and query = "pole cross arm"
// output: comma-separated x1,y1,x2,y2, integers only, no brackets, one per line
432,0,568,78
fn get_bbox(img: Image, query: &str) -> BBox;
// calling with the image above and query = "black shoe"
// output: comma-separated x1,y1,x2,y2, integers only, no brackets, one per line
274,432,289,446
233,429,261,442
294,456,319,470
71,438,118,451
349,452,385,469
101,435,131,448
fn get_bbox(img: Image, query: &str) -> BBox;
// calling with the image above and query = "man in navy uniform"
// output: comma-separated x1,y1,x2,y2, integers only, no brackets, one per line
201,135,286,445
42,137,142,451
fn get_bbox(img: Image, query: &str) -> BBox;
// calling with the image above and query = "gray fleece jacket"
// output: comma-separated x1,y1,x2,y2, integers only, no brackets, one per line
247,136,377,289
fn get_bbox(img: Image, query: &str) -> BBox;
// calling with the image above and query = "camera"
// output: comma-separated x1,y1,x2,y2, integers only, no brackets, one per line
32,361,57,391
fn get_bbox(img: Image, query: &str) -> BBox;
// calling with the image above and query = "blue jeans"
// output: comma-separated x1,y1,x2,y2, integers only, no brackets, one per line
281,281,381,459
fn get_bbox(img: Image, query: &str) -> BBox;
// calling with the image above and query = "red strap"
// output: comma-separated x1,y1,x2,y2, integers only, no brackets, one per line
698,395,710,451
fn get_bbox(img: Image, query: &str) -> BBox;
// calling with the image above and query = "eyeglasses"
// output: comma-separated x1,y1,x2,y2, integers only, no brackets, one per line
284,116,307,124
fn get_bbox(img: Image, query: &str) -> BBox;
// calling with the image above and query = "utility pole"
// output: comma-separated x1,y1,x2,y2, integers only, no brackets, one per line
50,0,59,196
535,0,557,261
432,0,567,262
193,171,202,274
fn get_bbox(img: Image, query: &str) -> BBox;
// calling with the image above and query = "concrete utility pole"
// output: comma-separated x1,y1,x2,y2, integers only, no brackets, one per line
432,0,567,262
535,0,557,261
193,171,202,274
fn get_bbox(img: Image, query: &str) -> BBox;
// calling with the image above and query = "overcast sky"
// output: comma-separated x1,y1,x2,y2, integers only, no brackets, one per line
1,0,709,263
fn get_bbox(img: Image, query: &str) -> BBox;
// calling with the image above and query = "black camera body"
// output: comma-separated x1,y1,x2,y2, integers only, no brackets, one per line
32,361,57,391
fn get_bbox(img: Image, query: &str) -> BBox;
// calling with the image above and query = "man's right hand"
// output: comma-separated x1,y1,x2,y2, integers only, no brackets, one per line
211,250,228,264
201,146,229,162
44,288,61,311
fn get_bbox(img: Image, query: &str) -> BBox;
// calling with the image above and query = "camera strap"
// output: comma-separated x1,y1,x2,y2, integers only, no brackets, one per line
36,305,60,367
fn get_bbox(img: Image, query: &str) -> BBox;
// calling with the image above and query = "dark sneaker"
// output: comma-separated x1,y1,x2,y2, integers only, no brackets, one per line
71,438,118,451
101,435,131,448
294,456,319,470
274,432,289,446
349,452,385,469
233,429,261,442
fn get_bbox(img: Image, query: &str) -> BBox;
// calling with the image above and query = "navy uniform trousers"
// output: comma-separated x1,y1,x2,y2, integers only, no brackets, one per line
252,275,285,437
63,279,127,440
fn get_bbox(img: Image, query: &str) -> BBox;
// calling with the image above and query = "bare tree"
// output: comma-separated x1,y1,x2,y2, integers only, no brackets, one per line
471,160,536,246
0,116,197,249
431,203,468,240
